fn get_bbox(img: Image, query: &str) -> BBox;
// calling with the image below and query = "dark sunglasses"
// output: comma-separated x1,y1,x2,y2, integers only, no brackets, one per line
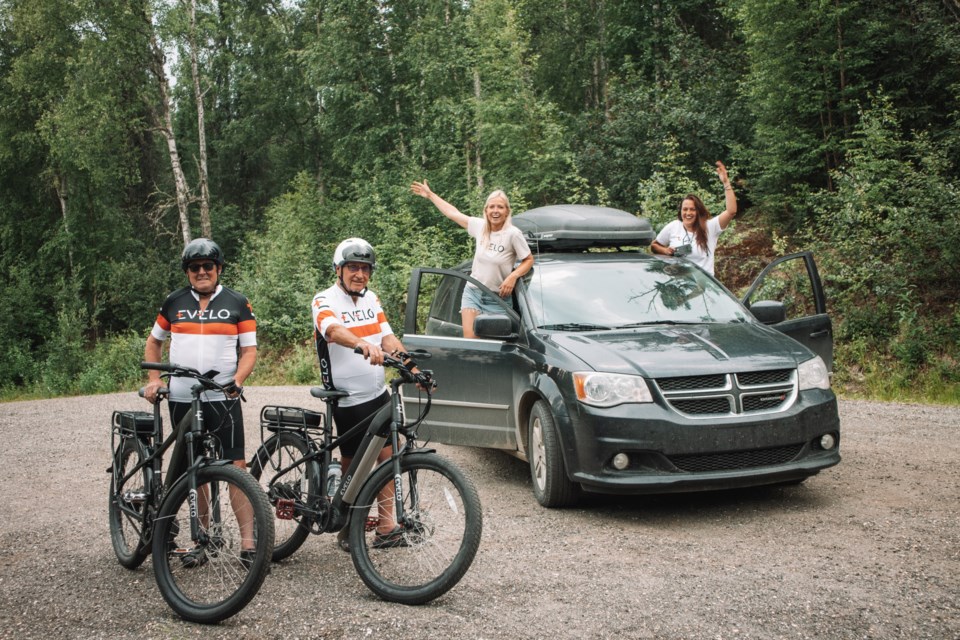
187,261,217,273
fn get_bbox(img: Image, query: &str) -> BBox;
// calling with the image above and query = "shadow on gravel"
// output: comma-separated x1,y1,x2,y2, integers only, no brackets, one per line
457,444,835,524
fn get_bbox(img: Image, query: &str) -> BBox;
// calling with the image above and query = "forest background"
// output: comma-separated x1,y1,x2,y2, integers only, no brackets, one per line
1,0,958,403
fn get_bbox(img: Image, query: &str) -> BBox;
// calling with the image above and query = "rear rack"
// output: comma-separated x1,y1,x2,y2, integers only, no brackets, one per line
259,405,326,433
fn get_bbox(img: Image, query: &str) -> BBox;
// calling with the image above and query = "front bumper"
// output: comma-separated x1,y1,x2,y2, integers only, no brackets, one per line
560,390,841,495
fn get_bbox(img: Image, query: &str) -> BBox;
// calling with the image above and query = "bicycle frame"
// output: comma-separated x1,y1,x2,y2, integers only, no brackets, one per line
261,355,434,534
113,366,242,547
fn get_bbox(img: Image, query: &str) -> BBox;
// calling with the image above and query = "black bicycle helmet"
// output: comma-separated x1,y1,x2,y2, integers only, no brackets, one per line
181,238,224,270
332,237,376,272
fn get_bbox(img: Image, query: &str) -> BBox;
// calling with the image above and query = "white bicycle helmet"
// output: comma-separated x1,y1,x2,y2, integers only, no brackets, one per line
332,237,376,272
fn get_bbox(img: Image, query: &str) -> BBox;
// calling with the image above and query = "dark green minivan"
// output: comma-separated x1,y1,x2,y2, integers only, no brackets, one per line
402,205,840,507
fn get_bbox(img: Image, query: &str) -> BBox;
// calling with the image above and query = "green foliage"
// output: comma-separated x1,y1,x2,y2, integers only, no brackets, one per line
1,0,958,403
809,94,960,382
40,282,90,395
75,331,147,395
234,173,325,346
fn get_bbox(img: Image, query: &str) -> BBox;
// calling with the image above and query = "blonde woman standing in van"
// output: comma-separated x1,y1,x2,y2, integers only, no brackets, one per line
411,180,534,338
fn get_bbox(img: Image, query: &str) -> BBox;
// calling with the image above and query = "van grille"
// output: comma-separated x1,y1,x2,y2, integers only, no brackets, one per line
653,369,797,418
669,443,804,472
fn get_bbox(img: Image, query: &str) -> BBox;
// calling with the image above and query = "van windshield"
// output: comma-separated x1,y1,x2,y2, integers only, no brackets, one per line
526,258,751,330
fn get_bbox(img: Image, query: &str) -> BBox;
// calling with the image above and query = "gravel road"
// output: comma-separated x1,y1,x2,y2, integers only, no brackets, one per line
0,389,957,640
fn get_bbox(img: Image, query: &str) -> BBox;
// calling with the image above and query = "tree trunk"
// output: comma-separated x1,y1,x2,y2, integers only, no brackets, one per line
473,69,483,192
54,173,75,277
188,0,212,238
147,29,193,245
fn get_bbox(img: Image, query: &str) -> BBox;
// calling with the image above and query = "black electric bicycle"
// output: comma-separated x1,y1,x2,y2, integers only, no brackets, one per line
249,348,482,605
108,362,275,624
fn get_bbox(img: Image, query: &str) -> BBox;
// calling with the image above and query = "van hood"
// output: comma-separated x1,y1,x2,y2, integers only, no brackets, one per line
549,323,813,377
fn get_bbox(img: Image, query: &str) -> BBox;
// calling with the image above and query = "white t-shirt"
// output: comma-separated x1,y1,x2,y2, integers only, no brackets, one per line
655,217,724,276
466,217,532,290
312,284,394,407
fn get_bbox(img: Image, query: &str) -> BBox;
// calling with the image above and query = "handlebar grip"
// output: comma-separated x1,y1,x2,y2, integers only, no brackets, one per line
353,345,364,355
141,361,175,372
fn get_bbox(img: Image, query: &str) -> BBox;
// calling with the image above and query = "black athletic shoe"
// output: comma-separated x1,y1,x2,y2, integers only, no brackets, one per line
372,526,410,549
179,547,208,568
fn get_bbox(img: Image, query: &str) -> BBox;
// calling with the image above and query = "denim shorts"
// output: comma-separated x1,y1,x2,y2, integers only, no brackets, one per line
461,284,504,314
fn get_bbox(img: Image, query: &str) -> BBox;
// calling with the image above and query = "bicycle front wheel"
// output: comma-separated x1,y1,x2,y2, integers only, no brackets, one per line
108,437,151,569
249,432,320,561
152,464,274,624
349,452,482,605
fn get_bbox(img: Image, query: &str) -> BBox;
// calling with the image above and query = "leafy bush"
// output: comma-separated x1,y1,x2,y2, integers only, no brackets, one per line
75,331,147,395
808,94,960,387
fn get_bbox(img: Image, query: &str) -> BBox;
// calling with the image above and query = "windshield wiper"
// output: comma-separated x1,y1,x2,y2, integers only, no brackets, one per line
614,320,701,328
537,322,613,331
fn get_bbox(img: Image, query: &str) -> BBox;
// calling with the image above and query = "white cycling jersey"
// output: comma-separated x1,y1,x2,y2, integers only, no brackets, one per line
150,285,257,402
312,284,394,407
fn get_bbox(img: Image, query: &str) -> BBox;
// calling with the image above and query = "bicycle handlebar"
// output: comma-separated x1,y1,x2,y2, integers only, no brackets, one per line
352,347,437,391
140,361,243,399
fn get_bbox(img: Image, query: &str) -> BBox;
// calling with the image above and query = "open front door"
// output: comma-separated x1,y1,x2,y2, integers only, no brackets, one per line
401,267,521,449
741,252,834,371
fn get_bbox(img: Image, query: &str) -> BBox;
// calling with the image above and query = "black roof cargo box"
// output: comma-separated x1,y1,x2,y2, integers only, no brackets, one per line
513,204,654,251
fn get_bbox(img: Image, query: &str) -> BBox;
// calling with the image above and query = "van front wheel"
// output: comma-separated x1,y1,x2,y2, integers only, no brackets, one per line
528,401,577,508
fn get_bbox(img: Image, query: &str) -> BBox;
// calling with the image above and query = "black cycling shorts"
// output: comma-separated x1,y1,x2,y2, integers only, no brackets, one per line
169,399,245,461
332,391,390,458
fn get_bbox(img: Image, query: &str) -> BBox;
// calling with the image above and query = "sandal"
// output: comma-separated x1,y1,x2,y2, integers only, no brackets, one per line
372,526,409,549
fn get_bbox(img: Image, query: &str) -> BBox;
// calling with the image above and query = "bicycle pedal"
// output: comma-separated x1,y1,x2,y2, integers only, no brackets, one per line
122,490,148,506
364,516,378,532
276,498,295,520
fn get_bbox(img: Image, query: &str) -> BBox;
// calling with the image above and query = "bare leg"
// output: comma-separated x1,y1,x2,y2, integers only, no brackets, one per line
461,308,479,339
341,447,396,534
230,459,255,551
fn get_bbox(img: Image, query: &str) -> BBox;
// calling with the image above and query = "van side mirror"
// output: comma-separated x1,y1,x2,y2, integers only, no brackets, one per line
473,314,519,341
750,300,786,324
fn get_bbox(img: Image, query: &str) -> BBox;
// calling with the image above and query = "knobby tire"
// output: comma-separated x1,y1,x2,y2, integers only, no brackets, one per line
151,464,274,624
108,437,151,569
349,452,482,605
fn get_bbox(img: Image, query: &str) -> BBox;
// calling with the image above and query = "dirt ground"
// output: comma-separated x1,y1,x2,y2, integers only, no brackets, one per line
0,388,957,640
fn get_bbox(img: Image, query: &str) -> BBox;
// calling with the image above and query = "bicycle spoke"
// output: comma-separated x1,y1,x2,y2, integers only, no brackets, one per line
350,453,481,604
152,465,273,623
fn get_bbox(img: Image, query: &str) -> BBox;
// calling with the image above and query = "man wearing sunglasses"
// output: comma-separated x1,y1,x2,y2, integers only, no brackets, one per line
142,238,257,475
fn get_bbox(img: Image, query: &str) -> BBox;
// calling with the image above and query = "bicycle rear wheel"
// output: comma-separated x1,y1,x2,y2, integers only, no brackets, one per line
249,432,320,561
349,452,482,605
108,437,151,569
152,464,274,624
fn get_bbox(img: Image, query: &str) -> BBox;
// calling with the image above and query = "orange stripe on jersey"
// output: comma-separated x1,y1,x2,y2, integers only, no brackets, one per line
349,323,384,338
377,311,387,324
171,322,239,336
156,314,171,331
237,319,257,334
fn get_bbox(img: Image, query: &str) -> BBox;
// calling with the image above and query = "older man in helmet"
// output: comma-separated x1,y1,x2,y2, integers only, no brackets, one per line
312,237,418,551
142,238,258,565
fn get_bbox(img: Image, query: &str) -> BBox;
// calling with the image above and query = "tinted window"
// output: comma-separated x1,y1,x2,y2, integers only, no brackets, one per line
526,258,750,328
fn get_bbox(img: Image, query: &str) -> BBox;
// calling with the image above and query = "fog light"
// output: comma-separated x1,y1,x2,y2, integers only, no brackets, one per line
819,434,836,450
612,453,630,470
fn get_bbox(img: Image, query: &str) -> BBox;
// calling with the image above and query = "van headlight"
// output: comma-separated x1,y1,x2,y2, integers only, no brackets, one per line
573,372,653,407
798,356,831,391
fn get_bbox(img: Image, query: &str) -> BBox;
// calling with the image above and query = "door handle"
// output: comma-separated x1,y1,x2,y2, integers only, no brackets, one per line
809,330,829,338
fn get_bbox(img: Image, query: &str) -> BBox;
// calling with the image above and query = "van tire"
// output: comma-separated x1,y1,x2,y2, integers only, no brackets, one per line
528,401,578,508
